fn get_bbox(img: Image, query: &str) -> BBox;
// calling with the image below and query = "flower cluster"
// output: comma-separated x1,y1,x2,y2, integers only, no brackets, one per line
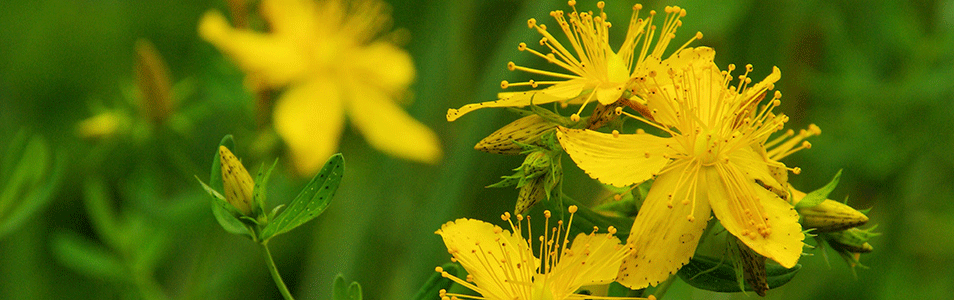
439,1,862,298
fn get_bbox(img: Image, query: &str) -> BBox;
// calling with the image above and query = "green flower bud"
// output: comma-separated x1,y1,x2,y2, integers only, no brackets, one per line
520,150,551,180
824,227,878,254
792,188,868,232
474,114,556,155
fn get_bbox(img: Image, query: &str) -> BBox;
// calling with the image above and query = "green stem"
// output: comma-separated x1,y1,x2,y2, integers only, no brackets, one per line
261,243,295,300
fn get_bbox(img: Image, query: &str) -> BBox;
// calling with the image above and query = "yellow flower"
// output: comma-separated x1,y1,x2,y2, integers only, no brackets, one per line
447,2,703,122
199,0,441,175
435,206,639,300
557,53,807,289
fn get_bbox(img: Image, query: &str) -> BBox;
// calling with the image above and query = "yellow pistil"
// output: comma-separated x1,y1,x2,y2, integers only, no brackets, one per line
447,2,703,121
435,206,645,300
558,53,807,289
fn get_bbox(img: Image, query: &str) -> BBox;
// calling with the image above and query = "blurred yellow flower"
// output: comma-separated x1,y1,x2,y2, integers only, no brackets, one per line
435,206,637,300
199,0,441,175
447,3,702,122
558,51,806,289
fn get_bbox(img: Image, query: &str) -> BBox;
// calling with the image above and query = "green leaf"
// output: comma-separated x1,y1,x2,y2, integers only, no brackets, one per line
677,255,801,293
261,154,344,240
197,176,251,237
413,263,460,300
210,135,235,194
796,169,842,209
332,274,362,300
50,231,127,283
0,136,64,239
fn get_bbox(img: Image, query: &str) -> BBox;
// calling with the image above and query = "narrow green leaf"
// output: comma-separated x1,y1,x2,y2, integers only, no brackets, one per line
0,129,29,183
0,137,63,239
796,169,842,209
50,231,127,283
413,263,460,300
261,154,344,240
677,256,801,293
210,135,235,194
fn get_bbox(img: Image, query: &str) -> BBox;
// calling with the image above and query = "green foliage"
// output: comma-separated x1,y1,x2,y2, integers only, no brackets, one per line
677,255,802,294
197,136,345,242
0,131,64,239
796,169,843,210
260,154,344,241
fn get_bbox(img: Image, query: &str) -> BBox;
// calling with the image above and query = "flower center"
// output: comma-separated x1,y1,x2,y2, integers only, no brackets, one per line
692,129,721,165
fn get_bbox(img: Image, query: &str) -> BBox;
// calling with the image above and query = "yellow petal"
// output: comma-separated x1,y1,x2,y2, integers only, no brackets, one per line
273,80,345,176
447,79,587,121
346,83,442,164
198,10,309,87
435,218,534,300
616,170,712,289
731,146,788,199
595,84,624,105
260,0,318,41
556,127,674,187
642,47,718,127
548,233,628,296
353,41,415,95
705,164,804,268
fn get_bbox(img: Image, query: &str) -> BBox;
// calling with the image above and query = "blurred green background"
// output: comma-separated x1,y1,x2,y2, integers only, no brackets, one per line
1,0,952,299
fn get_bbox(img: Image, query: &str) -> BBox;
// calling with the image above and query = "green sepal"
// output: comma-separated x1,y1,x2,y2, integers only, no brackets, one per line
796,169,842,209
252,158,279,221
268,204,286,221
261,154,345,241
677,255,801,293
413,263,460,300
196,176,251,237
332,274,363,300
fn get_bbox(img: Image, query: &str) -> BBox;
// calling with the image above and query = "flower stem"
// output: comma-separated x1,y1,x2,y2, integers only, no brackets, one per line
261,243,295,300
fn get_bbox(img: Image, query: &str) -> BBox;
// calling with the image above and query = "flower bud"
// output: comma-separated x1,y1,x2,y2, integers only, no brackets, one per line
792,188,868,232
824,227,876,253
516,176,547,215
135,39,174,125
219,145,255,216
520,151,551,180
474,114,556,155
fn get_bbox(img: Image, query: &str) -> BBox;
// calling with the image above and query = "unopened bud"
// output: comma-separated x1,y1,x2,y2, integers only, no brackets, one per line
474,115,557,155
792,188,868,232
825,227,877,253
219,146,255,216
521,151,551,179
135,39,174,125
515,176,547,215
